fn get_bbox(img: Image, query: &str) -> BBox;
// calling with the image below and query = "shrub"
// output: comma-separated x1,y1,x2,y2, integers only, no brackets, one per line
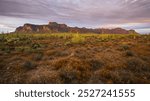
64,41,72,46
0,35,6,42
125,50,134,57
15,46,33,53
93,69,136,84
15,47,24,52
27,70,62,84
47,50,70,57
31,43,41,49
59,69,79,84
33,53,43,61
121,45,130,50
126,58,150,73
88,59,104,70
52,58,91,83
23,61,37,70
72,49,92,59
71,34,85,44
3,46,11,53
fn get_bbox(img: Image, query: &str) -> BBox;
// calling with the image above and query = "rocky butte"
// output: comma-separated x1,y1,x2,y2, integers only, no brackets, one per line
15,22,138,34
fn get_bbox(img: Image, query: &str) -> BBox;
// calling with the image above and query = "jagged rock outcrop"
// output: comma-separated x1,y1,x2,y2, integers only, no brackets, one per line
15,22,138,34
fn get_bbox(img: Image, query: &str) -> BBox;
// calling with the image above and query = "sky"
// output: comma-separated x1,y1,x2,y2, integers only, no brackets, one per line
0,0,150,33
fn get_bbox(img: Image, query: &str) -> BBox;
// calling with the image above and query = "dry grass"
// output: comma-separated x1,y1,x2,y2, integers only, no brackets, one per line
0,33,150,84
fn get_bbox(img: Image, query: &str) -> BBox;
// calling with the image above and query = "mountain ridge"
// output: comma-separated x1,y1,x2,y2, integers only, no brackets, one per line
15,22,138,34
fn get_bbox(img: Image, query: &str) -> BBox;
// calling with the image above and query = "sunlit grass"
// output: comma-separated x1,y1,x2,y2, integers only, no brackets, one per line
71,34,85,44
0,32,147,42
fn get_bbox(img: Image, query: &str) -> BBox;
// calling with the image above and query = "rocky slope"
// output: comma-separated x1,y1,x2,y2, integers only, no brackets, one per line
15,22,137,34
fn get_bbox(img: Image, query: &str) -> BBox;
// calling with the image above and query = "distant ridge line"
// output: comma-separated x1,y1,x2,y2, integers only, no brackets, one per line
15,22,138,34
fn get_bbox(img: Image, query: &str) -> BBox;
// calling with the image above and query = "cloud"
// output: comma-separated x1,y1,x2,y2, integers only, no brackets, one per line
0,15,48,33
0,0,150,33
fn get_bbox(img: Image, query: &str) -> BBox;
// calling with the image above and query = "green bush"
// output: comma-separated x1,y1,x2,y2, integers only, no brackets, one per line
71,34,85,44
64,41,72,46
31,43,41,49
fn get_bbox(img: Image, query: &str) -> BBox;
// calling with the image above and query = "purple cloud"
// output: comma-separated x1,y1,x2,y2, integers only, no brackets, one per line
0,0,150,33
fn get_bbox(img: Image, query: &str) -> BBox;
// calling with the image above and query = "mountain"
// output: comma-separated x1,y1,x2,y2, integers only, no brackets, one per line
15,22,138,34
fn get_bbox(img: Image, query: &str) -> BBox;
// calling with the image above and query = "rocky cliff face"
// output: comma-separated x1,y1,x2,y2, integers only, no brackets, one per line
15,22,138,34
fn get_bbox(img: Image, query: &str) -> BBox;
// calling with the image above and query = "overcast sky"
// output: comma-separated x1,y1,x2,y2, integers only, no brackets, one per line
0,0,150,33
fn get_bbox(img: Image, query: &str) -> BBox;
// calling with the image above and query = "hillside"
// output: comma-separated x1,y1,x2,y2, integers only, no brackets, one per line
15,22,137,34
